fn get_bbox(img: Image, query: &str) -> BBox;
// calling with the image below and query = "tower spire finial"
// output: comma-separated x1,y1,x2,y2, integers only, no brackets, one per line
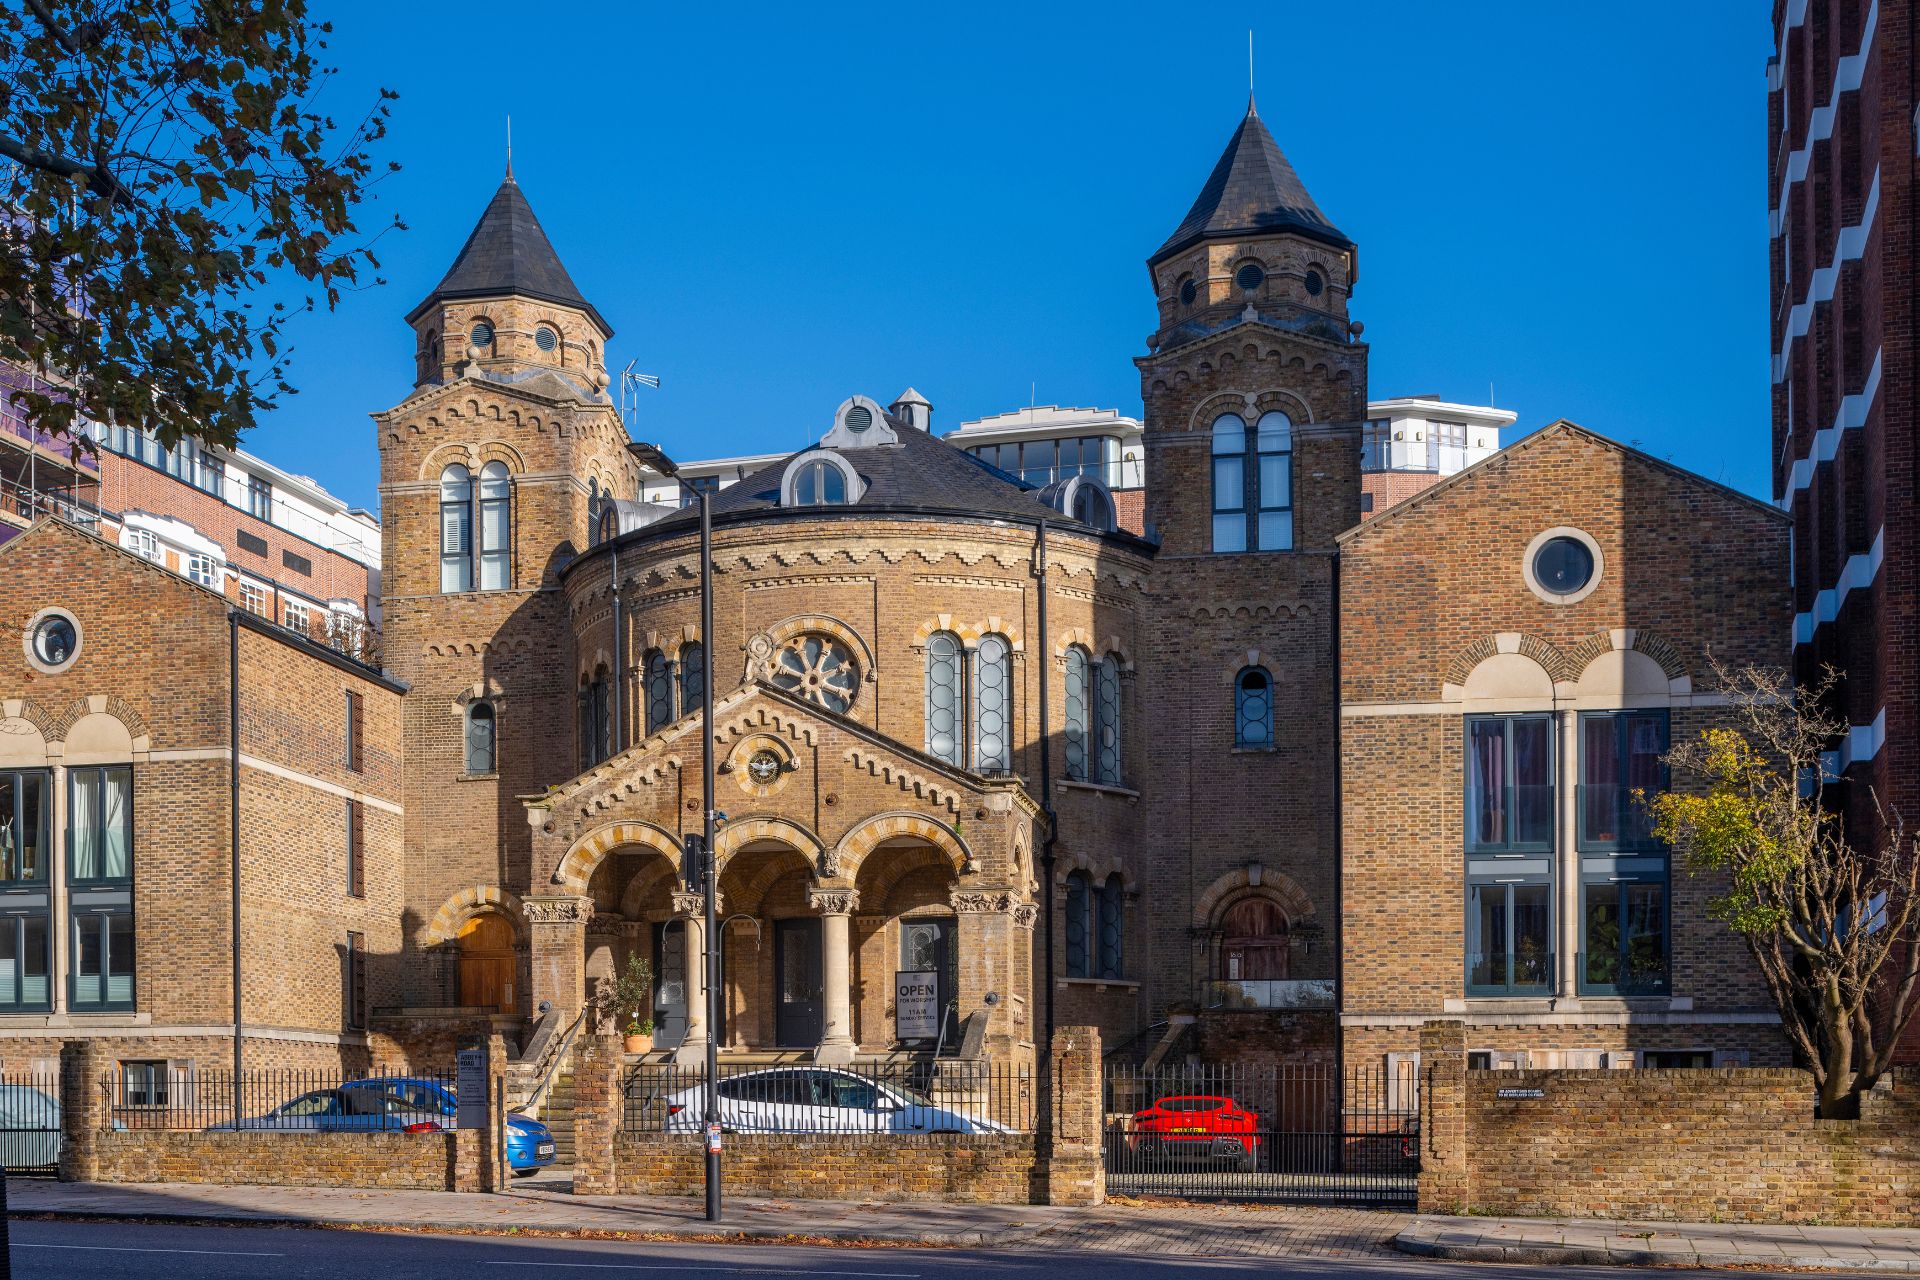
1247,30,1256,114
505,115,514,182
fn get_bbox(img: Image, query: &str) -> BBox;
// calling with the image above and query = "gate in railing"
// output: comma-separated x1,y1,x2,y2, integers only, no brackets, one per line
1103,1061,1417,1205
0,1072,61,1175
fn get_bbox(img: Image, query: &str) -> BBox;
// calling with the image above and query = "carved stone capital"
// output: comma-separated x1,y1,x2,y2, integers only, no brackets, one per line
949,888,1016,914
585,912,627,937
808,887,859,916
670,892,706,919
522,895,593,926
1011,903,1039,930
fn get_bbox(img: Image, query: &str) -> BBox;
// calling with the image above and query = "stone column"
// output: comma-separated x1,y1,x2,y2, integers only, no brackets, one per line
522,896,593,1019
57,1038,109,1183
671,891,709,1065
810,888,859,1065
585,912,625,992
1417,1019,1470,1214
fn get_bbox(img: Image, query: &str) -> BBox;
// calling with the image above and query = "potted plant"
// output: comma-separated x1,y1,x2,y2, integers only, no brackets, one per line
600,954,654,1054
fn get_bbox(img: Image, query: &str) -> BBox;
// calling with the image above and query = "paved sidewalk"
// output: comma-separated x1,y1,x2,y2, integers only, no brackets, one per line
8,1177,1406,1259
1400,1213,1920,1271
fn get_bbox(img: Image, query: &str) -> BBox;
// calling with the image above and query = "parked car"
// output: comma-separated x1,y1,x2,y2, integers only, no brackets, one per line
345,1076,556,1174
0,1083,60,1169
1124,1094,1264,1172
206,1085,446,1133
657,1068,1008,1135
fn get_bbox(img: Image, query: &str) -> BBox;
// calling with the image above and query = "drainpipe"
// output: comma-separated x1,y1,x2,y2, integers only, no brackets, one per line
1331,548,1345,1095
228,612,243,1130
1035,520,1057,1050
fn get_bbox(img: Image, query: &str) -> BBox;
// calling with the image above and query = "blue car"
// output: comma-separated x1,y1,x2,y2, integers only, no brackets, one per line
346,1076,556,1174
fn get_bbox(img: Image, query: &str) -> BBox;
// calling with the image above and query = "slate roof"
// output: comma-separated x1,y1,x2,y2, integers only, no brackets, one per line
406,178,611,334
643,413,1105,532
1153,102,1352,265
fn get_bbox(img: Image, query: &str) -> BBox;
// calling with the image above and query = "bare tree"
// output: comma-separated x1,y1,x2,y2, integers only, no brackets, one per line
0,1,399,451
1647,661,1920,1116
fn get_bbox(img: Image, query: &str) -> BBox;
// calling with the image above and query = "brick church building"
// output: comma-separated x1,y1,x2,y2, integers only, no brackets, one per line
0,101,1791,1091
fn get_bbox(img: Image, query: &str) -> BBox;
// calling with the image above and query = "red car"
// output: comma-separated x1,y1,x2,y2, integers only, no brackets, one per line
1126,1095,1263,1171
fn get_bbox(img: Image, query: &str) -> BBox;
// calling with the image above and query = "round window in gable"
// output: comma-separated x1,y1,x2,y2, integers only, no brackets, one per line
1532,535,1596,598
26,610,79,672
1304,270,1325,297
534,326,558,353
1235,263,1266,292
844,405,873,433
1179,278,1198,306
470,321,495,347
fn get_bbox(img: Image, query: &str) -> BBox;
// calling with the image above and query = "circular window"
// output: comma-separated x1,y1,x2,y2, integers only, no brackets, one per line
1523,528,1605,605
1235,263,1266,292
844,405,873,433
470,321,495,347
770,634,858,714
1304,270,1324,297
23,609,80,673
534,326,558,353
1179,278,1198,306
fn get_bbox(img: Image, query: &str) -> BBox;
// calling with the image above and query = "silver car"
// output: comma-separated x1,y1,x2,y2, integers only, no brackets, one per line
658,1068,1009,1135
206,1085,447,1133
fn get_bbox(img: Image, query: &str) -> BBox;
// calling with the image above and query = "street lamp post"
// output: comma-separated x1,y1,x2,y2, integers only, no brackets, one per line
626,441,722,1222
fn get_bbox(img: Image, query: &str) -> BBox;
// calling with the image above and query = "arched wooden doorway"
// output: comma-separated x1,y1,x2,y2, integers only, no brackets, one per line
1219,897,1289,981
457,913,516,1012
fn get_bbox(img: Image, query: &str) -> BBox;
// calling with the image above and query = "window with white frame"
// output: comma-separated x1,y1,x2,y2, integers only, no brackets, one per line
122,528,161,562
185,553,220,587
283,600,310,634
237,581,267,617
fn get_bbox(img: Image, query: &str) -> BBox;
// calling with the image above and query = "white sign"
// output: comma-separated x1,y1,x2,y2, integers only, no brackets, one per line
456,1047,487,1129
896,970,939,1040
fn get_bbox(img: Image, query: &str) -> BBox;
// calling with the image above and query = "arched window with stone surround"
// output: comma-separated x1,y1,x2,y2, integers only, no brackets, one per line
580,666,612,767
971,633,1012,773
1063,645,1091,781
1065,871,1091,978
1220,897,1289,983
1235,667,1273,748
1211,410,1295,552
1093,653,1122,785
677,641,705,719
925,632,963,766
476,461,513,590
1210,413,1247,552
464,700,496,775
1097,874,1125,978
643,650,673,734
1253,411,1294,551
439,464,473,593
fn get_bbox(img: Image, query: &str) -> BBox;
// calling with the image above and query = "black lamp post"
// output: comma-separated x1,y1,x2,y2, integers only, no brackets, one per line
625,440,721,1222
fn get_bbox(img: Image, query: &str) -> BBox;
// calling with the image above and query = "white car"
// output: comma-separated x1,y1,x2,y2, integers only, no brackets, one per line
656,1068,1009,1135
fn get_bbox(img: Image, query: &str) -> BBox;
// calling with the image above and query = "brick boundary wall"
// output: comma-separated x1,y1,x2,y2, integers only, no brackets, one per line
87,1129,480,1191
612,1133,1037,1203
1417,1020,1920,1225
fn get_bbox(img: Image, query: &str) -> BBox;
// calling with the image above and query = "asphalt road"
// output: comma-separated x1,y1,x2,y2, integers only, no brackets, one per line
1,1219,1824,1280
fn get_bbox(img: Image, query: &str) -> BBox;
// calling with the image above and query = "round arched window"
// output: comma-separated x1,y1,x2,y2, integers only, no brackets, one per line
1304,269,1325,297
770,634,858,714
470,321,495,348
1532,536,1596,597
534,326,558,353
1178,277,1198,306
30,614,77,668
1235,262,1266,292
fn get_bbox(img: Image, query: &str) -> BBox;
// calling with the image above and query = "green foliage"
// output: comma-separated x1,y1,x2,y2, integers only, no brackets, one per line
600,953,652,1037
0,1,400,450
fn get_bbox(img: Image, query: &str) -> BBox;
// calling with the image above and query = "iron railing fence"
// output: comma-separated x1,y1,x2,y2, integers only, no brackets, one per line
1103,1061,1419,1205
621,1060,1037,1136
0,1071,61,1173
96,1066,459,1133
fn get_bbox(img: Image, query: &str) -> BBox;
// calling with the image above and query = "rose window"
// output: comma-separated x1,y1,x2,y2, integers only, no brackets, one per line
770,634,857,713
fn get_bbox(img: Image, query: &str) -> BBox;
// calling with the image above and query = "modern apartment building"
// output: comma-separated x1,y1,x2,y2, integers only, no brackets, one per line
1768,0,1916,834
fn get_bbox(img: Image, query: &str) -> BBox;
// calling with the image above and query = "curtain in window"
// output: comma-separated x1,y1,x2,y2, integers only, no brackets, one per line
925,633,962,765
1097,875,1124,978
971,635,1012,773
678,642,705,720
439,465,473,592
644,651,673,734
1093,656,1122,785
70,770,97,880
1234,668,1272,747
1064,871,1090,978
1510,717,1554,845
1210,414,1248,552
1581,714,1619,843
1063,647,1090,781
100,768,131,879
477,462,511,590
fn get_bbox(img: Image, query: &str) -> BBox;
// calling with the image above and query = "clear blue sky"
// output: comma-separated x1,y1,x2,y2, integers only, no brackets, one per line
249,2,1774,512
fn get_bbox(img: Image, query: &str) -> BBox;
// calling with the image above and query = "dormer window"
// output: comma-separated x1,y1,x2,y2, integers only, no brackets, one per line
779,451,863,507
844,405,873,433
1045,475,1116,532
